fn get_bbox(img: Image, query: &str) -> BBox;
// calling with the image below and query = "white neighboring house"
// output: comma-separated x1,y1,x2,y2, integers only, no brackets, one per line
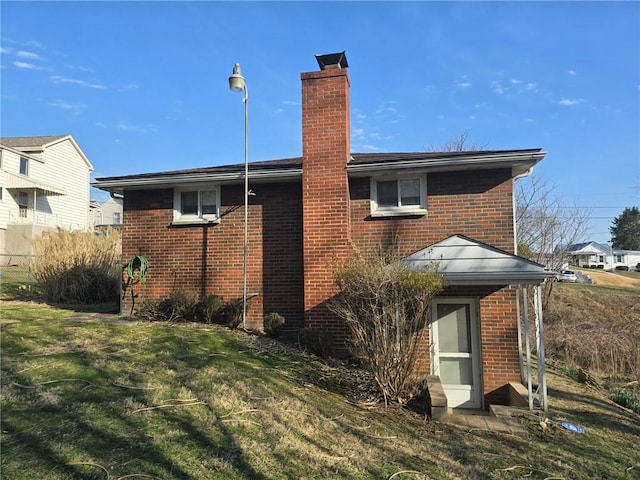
91,196,123,229
569,241,640,271
0,135,94,259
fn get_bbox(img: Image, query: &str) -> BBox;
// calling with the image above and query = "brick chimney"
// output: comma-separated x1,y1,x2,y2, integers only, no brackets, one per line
301,52,354,338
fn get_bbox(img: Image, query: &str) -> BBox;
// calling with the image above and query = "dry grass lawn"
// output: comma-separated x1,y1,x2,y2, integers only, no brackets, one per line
1,301,639,480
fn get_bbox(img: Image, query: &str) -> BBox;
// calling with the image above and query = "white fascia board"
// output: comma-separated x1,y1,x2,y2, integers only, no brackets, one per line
442,271,553,285
92,168,302,193
347,152,546,177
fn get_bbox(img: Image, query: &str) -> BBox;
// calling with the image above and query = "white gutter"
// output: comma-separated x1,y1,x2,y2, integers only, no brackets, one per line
93,167,302,192
347,152,546,176
441,271,554,285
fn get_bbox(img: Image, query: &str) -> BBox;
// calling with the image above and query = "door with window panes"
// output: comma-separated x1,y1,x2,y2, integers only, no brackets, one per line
431,298,482,409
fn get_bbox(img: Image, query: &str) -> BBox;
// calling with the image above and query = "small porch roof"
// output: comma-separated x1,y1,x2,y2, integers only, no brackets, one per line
402,235,553,285
4,172,67,196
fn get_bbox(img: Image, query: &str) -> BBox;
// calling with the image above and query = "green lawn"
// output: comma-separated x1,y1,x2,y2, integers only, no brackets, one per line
1,303,639,479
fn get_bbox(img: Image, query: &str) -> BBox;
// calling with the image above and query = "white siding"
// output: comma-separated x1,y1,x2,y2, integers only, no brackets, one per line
98,197,123,226
36,140,92,230
0,137,93,255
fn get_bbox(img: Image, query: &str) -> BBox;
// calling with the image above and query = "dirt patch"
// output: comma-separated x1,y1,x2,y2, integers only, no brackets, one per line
579,269,640,288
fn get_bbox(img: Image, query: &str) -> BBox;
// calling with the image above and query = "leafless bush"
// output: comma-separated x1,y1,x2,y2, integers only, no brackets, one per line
544,289,640,382
330,246,444,405
31,228,121,304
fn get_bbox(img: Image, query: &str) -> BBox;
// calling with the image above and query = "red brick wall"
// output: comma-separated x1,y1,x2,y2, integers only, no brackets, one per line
121,182,304,333
301,67,355,343
348,172,519,404
349,168,515,255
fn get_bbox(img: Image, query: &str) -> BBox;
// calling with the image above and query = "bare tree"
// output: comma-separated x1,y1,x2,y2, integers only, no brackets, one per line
425,132,488,152
515,174,591,305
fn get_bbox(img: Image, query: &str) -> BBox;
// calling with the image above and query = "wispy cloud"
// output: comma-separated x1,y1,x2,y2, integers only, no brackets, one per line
16,50,41,60
491,81,504,95
455,80,472,88
492,79,538,95
48,100,86,115
559,97,584,106
569,70,577,76
50,75,105,89
14,61,44,70
0,47,12,54
116,121,157,133
361,144,381,152
24,40,45,49
119,82,139,92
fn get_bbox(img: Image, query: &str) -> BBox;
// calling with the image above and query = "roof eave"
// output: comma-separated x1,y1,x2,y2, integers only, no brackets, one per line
93,167,303,193
442,272,554,285
347,151,546,177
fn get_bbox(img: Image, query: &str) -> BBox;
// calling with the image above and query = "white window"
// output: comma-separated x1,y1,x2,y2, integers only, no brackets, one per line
173,187,220,223
113,212,121,225
370,174,427,216
19,157,29,176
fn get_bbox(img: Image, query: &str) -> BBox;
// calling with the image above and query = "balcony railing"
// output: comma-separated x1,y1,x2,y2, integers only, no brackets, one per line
9,210,58,226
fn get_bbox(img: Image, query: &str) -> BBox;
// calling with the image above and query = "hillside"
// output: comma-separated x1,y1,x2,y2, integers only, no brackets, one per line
2,301,639,480
545,269,639,383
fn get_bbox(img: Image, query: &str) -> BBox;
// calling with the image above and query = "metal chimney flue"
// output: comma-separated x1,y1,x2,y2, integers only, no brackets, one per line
315,51,349,70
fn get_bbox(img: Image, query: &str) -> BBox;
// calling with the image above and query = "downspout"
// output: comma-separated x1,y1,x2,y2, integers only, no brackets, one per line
512,167,534,255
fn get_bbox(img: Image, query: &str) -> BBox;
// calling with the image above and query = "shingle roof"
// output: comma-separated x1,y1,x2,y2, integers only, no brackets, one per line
95,149,543,182
0,135,69,149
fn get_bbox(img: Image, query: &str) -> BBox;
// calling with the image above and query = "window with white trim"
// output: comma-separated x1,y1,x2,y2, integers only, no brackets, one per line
173,187,220,223
370,174,427,216
19,157,29,176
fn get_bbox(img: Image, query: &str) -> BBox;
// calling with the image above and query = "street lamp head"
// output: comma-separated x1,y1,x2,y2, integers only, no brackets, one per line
228,63,246,92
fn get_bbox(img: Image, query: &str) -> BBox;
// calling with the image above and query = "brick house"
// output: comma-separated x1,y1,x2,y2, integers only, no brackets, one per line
94,52,551,410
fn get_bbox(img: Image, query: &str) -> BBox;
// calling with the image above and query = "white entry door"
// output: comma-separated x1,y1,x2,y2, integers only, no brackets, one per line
431,298,482,409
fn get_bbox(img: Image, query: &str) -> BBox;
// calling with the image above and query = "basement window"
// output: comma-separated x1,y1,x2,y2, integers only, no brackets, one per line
173,187,220,224
370,174,427,217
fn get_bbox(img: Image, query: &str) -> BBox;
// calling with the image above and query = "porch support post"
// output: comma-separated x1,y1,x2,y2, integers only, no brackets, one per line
516,286,525,385
534,284,548,413
522,285,534,411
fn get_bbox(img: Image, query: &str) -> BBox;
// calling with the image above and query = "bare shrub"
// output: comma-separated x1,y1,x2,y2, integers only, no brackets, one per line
31,228,121,304
160,289,199,321
298,328,334,358
197,295,226,323
330,246,444,405
545,289,640,382
263,312,285,338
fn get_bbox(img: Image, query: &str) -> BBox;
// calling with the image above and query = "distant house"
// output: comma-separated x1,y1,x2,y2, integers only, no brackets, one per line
94,52,553,410
91,197,124,230
569,241,640,271
0,135,94,258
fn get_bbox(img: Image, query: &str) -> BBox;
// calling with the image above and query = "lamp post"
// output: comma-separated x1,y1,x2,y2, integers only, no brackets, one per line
229,63,249,330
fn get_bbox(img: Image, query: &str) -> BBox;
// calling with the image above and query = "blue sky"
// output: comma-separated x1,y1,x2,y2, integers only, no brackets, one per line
1,1,638,245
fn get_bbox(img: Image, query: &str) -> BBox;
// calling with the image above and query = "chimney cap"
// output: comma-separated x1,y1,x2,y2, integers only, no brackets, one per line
315,51,348,70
